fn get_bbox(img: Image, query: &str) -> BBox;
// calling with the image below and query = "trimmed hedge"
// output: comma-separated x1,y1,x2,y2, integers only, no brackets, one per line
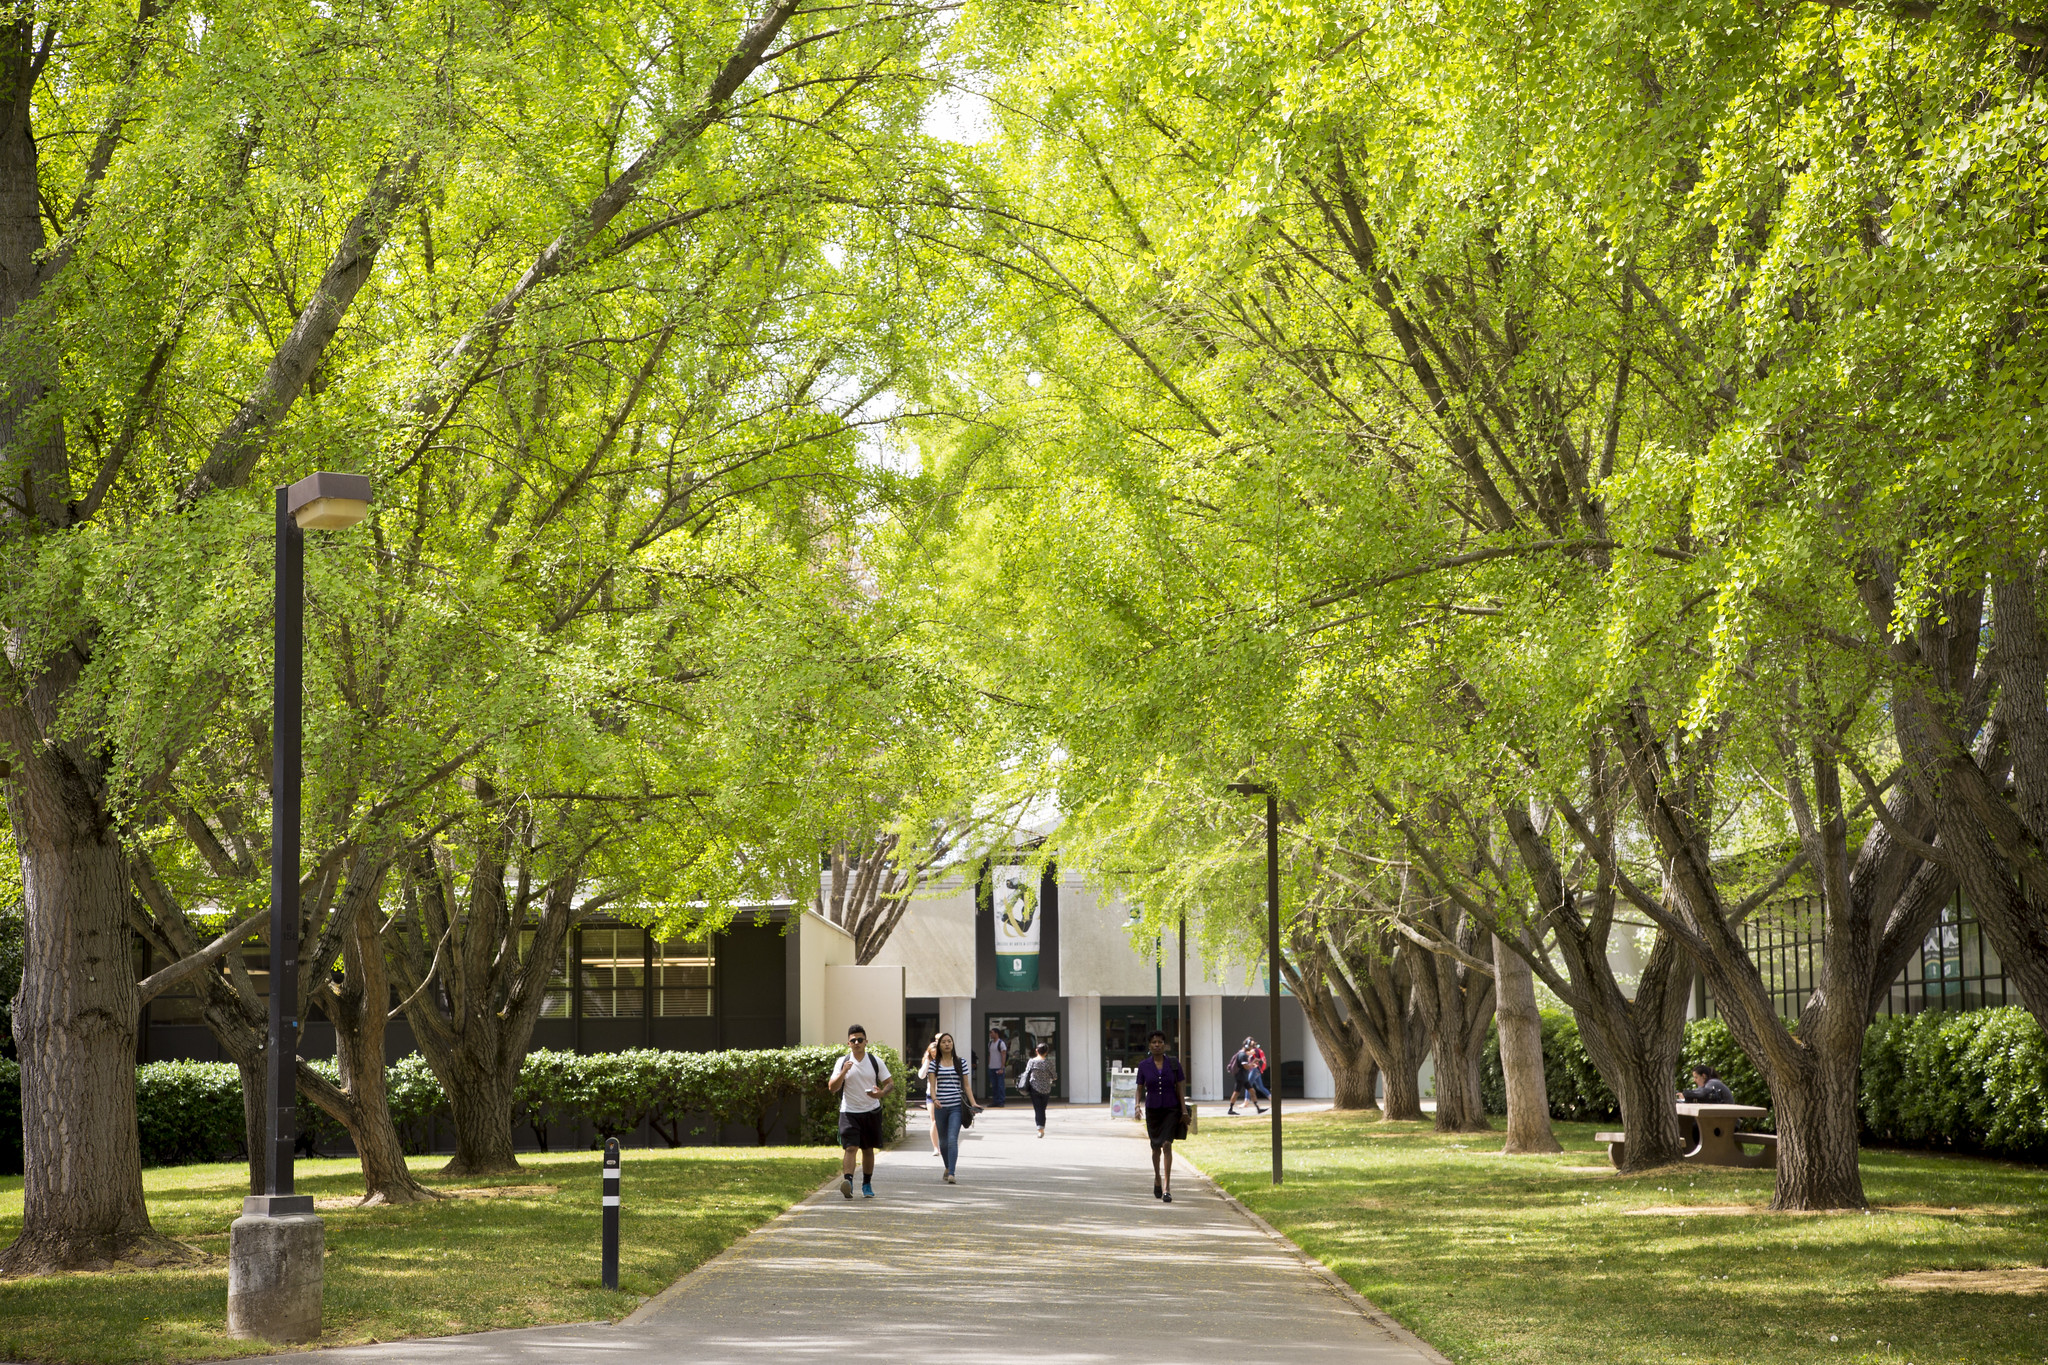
0,1045,908,1173
1481,1006,2048,1160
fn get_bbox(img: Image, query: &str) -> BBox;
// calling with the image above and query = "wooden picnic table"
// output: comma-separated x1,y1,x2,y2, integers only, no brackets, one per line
1595,1103,1778,1170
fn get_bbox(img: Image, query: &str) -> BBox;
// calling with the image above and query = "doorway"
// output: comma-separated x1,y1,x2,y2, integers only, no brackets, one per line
983,1012,1062,1099
905,1012,939,1099
1101,1003,1181,1097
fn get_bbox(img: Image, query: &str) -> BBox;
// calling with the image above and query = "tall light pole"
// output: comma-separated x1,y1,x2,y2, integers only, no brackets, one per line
1227,781,1282,1185
229,471,372,1344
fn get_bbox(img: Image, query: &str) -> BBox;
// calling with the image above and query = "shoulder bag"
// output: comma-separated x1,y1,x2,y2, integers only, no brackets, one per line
957,1060,977,1127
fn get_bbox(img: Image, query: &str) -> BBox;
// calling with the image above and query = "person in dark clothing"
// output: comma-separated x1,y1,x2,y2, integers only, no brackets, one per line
1136,1031,1188,1202
1680,1064,1736,1104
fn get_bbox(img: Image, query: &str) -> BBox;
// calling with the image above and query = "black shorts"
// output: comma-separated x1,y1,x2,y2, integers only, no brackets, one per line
1145,1105,1182,1150
838,1108,883,1150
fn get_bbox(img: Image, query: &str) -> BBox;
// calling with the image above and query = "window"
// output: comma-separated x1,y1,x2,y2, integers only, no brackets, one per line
653,936,714,1017
580,927,645,1018
519,929,572,1019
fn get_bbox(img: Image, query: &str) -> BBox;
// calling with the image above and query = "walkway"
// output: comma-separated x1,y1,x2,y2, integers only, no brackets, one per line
247,1105,1445,1364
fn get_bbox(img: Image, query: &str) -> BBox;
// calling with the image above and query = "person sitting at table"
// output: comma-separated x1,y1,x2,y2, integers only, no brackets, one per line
1680,1064,1735,1104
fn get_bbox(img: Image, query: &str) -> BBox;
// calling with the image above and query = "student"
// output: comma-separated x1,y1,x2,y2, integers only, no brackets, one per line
1021,1042,1058,1137
929,1031,980,1184
918,1039,943,1158
1230,1037,1267,1115
827,1023,894,1199
1136,1030,1188,1203
1679,1064,1735,1104
987,1026,1010,1107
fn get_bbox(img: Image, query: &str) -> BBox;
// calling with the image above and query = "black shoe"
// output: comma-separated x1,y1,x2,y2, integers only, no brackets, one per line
1163,1191,1173,1204
1227,1108,1238,1116
1153,1183,1163,1199
1255,1106,1266,1114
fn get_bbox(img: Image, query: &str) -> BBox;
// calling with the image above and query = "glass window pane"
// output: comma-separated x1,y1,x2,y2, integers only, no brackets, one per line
655,936,714,1017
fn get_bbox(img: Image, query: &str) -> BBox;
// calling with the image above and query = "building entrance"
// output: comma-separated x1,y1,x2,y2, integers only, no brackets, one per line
1101,1003,1181,1097
984,1012,1062,1099
905,1012,940,1099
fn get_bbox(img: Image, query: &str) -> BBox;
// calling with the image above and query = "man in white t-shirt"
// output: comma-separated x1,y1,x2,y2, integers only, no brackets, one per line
988,1027,1009,1107
828,1023,894,1199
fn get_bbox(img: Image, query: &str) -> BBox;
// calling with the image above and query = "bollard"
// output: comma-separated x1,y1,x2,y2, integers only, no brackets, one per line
601,1138,620,1290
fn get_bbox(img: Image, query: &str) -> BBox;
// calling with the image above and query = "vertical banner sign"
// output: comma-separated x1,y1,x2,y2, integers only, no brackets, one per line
993,864,1040,991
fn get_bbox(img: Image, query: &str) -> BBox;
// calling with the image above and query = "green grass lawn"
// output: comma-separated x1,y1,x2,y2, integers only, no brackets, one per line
0,1146,835,1364
1186,1113,2048,1365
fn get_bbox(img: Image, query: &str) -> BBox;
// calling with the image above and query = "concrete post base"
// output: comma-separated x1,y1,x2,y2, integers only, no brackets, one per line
228,1198,324,1342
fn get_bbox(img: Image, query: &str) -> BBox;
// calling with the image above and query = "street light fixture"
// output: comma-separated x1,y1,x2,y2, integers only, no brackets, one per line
1226,780,1283,1185
228,471,372,1344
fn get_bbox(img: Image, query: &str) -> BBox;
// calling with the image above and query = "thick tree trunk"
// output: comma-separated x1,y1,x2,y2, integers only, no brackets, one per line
1762,1050,1866,1211
1494,933,1560,1154
441,1057,522,1175
1380,1055,1424,1121
0,798,190,1272
1330,1048,1381,1111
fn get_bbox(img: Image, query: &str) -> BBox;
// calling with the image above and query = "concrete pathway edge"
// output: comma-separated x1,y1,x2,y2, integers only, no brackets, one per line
1175,1153,1455,1365
619,1164,856,1328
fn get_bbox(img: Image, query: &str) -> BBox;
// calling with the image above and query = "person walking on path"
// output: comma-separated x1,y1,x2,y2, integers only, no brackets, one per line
918,1038,943,1159
929,1031,980,1184
1136,1031,1188,1203
827,1023,893,1199
1021,1043,1057,1137
987,1026,1010,1106
1228,1038,1266,1115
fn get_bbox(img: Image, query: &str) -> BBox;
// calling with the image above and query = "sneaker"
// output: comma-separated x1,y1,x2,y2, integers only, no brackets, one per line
1255,1105,1266,1114
840,1175,853,1199
1163,1191,1173,1203
861,1183,874,1199
1227,1108,1238,1116
1037,1129,1044,1138
943,1172,956,1184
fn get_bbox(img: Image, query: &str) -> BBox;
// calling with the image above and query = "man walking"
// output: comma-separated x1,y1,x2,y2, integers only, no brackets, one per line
1136,1030,1187,1203
987,1025,1010,1107
828,1023,893,1199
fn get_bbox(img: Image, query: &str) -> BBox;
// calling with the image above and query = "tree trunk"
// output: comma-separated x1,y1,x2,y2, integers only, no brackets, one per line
1493,933,1561,1154
1380,1055,1424,1121
306,866,441,1204
237,1052,269,1196
1330,1047,1381,1110
441,1057,522,1175
0,796,191,1272
1762,1049,1866,1211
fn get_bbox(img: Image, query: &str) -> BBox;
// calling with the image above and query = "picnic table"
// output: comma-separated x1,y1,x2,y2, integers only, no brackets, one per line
1595,1103,1777,1170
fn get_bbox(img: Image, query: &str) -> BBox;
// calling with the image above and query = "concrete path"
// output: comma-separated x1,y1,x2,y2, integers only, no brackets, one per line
245,1105,1445,1364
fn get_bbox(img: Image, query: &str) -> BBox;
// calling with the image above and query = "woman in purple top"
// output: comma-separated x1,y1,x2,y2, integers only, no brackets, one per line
1135,1030,1188,1203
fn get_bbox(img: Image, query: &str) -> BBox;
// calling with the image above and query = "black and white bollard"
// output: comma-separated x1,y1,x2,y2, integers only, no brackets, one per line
601,1138,621,1290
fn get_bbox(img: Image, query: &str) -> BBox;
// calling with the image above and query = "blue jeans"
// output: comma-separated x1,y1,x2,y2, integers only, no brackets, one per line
1244,1071,1270,1099
991,1071,1006,1106
935,1104,964,1175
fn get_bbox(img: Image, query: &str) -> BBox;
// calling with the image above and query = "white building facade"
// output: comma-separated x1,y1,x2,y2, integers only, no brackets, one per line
841,865,1332,1103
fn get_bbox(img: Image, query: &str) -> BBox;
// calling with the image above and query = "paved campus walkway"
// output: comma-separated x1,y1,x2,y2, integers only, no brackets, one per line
247,1104,1445,1364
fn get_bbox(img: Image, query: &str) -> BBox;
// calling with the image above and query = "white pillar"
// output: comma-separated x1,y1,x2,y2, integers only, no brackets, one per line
939,997,974,1060
1191,996,1224,1101
1069,995,1102,1102
1303,1018,1335,1099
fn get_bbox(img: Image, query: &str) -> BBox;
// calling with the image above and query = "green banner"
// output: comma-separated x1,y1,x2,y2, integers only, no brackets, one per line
994,864,1040,991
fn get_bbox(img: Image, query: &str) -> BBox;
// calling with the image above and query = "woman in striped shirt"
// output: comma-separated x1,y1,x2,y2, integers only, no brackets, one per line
923,1032,980,1183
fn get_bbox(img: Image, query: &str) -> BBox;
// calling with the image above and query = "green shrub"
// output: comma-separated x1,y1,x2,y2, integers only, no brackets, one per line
1860,1006,2048,1159
1482,1010,1620,1121
0,1057,19,1176
134,1060,245,1165
1482,1004,2045,1159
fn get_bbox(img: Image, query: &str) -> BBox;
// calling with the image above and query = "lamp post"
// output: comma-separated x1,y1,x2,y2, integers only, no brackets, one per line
228,471,372,1344
1226,781,1282,1185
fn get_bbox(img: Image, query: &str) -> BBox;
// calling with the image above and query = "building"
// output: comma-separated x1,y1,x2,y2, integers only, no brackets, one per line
141,865,1330,1108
